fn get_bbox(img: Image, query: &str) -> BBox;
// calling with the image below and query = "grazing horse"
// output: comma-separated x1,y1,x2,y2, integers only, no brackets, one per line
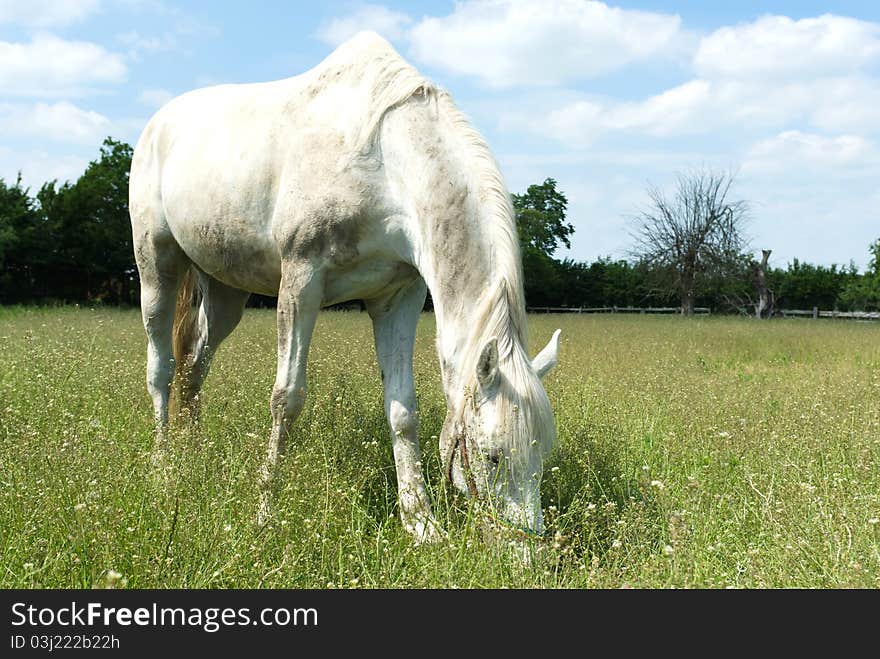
129,32,560,542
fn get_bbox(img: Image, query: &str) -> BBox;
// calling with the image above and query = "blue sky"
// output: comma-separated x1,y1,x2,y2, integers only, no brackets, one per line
2,1,879,269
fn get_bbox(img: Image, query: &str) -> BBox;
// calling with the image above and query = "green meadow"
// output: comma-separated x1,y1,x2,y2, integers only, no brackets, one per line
1,307,878,588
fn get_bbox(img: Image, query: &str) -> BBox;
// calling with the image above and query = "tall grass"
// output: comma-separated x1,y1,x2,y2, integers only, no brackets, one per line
1,307,878,587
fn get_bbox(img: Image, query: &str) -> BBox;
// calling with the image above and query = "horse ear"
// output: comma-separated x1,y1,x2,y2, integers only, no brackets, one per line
533,329,561,379
476,337,499,390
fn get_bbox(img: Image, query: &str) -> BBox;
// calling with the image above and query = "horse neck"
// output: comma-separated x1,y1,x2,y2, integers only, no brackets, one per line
379,93,525,391
407,157,521,391
419,212,498,390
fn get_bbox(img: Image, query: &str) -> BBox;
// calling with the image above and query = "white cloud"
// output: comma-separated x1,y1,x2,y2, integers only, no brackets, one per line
115,0,172,13
743,130,875,175
0,33,127,97
606,80,712,135
0,0,101,28
0,101,112,144
117,30,177,56
315,4,412,46
137,88,175,109
805,76,880,133
695,14,880,80
0,145,88,187
116,19,220,59
409,0,684,87
512,73,880,146
538,101,604,147
492,12,880,144
509,80,714,146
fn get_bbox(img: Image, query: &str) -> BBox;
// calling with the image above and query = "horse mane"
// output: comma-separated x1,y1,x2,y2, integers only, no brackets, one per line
352,32,555,456
433,93,556,458
425,94,557,457
342,32,437,159
344,34,527,346
461,278,557,458
433,91,528,342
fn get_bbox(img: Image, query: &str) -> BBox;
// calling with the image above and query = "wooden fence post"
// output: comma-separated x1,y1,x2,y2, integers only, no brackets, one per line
812,307,818,319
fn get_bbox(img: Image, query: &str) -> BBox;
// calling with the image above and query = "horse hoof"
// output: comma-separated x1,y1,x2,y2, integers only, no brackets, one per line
148,451,173,488
256,497,273,527
409,519,445,545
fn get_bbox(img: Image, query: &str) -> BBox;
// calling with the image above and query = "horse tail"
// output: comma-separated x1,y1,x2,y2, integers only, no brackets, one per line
169,266,200,420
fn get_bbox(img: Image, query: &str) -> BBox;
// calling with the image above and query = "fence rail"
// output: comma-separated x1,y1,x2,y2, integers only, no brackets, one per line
525,305,880,321
779,308,880,321
526,306,710,314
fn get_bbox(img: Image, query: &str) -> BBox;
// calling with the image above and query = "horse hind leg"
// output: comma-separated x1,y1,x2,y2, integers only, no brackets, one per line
172,273,250,423
135,234,189,467
138,244,188,429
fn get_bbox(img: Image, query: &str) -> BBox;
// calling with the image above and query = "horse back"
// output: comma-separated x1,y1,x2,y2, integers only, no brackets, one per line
130,33,426,297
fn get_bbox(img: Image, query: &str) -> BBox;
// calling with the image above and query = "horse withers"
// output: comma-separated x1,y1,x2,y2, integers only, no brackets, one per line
129,32,561,543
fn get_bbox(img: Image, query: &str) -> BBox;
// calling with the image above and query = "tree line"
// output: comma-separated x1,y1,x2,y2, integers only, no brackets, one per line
1,137,877,314
514,175,879,314
1,138,136,305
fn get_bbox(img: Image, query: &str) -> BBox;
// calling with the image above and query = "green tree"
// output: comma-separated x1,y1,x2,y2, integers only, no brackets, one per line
519,249,562,306
512,178,574,257
511,178,574,307
0,174,47,302
772,258,856,310
839,239,880,310
0,175,25,271
553,257,661,308
43,138,136,303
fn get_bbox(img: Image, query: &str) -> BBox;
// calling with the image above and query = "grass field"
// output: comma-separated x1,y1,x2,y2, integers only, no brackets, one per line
1,306,879,588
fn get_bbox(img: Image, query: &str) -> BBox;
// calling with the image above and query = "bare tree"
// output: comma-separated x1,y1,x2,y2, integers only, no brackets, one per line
754,249,775,319
630,169,749,316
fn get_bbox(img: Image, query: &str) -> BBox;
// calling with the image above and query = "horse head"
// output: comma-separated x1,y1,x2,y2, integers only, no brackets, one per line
441,329,561,537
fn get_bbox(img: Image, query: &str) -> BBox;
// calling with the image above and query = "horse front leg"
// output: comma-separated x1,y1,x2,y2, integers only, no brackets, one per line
367,277,441,544
257,261,323,525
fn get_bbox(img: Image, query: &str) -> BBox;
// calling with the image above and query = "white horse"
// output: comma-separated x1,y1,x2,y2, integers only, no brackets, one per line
129,32,560,542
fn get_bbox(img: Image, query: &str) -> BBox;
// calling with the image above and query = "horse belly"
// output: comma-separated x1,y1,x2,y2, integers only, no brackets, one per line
161,152,284,295
323,258,416,306
183,217,283,295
